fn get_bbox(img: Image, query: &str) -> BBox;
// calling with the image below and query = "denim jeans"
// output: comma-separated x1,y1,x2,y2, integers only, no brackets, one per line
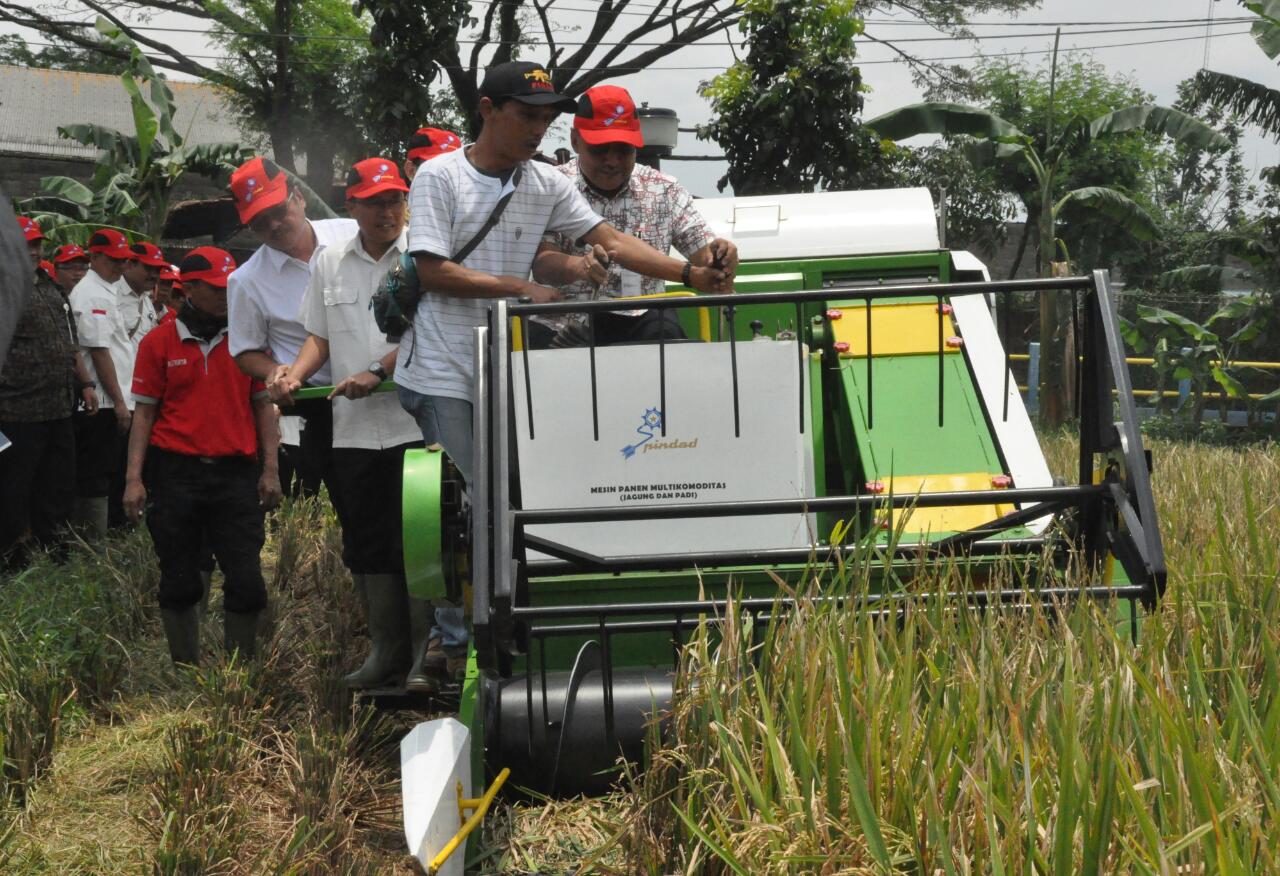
397,385,472,649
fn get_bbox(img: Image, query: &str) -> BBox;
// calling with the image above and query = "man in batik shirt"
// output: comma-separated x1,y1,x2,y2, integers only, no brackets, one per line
530,84,738,347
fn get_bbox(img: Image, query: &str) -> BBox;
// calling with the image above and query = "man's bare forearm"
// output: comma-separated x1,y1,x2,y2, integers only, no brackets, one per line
88,348,126,408
286,335,330,385
236,350,280,381
415,254,537,300
124,403,156,483
252,397,280,472
531,247,586,286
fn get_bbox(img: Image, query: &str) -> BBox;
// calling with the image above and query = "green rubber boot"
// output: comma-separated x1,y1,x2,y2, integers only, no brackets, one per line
343,574,410,689
160,606,200,667
404,597,438,694
224,610,262,661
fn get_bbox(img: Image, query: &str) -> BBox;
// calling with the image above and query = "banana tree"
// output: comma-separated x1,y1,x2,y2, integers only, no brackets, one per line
1190,1,1280,143
867,101,1230,428
1124,298,1274,427
17,18,253,242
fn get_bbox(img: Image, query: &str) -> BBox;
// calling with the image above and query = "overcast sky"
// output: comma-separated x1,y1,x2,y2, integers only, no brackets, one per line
5,0,1277,199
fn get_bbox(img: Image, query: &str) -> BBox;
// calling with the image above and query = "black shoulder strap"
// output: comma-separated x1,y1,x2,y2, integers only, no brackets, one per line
453,164,524,264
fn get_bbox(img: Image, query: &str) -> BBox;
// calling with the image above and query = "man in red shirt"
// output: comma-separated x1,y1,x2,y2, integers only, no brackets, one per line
123,247,283,666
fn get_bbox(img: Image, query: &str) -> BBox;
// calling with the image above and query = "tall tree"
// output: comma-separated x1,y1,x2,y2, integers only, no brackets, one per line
698,0,880,195
869,96,1229,427
4,0,1043,184
927,57,1168,278
17,21,252,241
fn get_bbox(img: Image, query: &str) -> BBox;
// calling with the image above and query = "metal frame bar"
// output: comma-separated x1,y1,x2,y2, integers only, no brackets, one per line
514,485,1100,525
525,536,1051,576
471,273,1167,675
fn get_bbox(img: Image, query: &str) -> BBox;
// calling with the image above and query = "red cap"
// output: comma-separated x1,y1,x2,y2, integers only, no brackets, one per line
87,229,135,259
345,157,410,199
407,127,462,162
573,85,644,147
230,157,290,224
53,244,88,264
159,263,180,282
178,246,236,288
18,215,44,242
38,259,55,280
130,241,168,267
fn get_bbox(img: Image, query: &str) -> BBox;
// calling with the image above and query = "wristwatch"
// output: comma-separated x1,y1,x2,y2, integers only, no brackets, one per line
367,361,388,381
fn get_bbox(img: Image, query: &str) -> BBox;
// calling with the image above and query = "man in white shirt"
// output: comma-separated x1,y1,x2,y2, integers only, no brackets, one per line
395,61,731,670
226,157,358,496
273,158,430,690
69,229,158,533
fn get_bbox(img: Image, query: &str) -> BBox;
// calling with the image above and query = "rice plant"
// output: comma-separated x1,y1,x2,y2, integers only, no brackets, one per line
585,437,1280,874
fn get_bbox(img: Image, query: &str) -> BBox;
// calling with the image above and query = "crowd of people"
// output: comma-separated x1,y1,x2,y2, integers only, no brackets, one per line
0,62,737,690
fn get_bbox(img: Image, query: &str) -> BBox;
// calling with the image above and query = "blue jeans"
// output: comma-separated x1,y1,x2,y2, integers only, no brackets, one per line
398,386,471,649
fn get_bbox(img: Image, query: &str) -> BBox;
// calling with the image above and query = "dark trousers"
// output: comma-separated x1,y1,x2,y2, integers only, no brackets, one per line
328,443,421,574
144,449,266,613
0,417,76,566
73,409,119,498
281,399,332,498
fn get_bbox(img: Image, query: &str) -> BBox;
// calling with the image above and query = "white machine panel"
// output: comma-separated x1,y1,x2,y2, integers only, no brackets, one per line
694,188,940,262
401,718,471,875
948,250,1054,532
512,340,816,559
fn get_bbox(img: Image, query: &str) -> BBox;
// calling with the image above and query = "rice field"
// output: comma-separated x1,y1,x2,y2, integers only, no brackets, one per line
0,435,1276,874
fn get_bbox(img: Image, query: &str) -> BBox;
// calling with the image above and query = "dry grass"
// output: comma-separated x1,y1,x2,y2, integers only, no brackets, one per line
1,496,426,875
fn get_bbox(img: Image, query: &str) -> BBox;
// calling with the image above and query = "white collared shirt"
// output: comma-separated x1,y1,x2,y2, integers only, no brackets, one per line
301,227,421,450
69,268,159,410
227,217,358,387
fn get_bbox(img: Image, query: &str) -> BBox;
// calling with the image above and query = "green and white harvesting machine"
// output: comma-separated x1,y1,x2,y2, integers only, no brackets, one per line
398,188,1166,873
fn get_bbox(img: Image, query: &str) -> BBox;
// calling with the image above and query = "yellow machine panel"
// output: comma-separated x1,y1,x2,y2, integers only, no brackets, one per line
877,471,1015,534
830,302,960,357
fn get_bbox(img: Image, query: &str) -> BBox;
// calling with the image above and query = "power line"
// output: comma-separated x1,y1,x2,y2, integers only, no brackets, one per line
12,28,1257,72
4,16,1259,46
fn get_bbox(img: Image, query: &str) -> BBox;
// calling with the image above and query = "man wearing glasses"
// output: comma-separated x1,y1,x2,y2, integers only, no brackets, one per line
226,157,357,496
269,158,430,691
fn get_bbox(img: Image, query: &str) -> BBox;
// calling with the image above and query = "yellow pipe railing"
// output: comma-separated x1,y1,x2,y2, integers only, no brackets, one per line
427,767,511,875
1016,385,1274,401
1008,353,1280,371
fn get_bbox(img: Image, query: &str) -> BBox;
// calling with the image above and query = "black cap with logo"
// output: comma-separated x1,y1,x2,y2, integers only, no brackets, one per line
479,61,576,112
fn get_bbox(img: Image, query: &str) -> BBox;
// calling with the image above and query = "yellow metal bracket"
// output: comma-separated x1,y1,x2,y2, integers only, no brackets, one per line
427,767,511,874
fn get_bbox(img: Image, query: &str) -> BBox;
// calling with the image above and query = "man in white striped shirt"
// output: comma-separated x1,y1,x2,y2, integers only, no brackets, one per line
396,61,731,664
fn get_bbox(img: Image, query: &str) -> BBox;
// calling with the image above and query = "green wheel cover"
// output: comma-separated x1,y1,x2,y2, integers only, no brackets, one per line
402,447,445,600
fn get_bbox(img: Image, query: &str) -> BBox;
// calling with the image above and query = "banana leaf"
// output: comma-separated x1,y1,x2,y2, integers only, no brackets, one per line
866,102,1029,145
1088,104,1231,152
1054,186,1158,241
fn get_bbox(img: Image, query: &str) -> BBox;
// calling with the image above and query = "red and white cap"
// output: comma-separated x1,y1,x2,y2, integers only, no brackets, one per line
87,229,135,259
18,215,44,242
406,127,462,162
345,157,410,200
130,241,168,267
178,246,236,288
230,157,290,224
53,244,89,264
573,85,644,147
158,263,180,282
